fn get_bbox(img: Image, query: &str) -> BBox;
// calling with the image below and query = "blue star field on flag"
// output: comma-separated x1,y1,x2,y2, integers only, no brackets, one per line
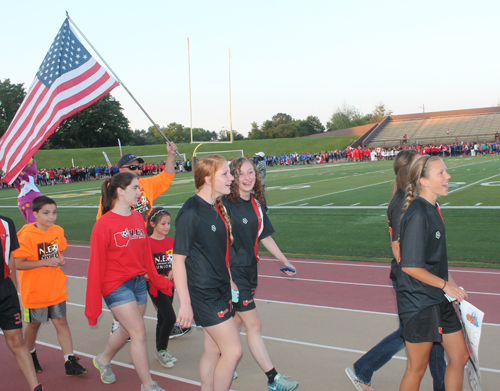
37,19,91,88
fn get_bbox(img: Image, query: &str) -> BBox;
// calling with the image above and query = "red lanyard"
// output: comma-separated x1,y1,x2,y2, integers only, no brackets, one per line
250,195,263,262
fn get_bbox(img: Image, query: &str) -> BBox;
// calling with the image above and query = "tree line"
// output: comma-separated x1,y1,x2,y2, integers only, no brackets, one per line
1,78,392,149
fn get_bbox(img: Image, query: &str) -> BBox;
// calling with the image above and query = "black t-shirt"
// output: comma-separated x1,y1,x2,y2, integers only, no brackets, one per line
397,197,448,322
0,215,19,281
223,195,275,268
173,195,230,290
387,190,405,282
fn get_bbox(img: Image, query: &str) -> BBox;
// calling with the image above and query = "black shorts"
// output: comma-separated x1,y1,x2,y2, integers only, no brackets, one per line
233,287,257,312
231,265,258,290
403,299,462,343
231,265,257,312
189,285,233,328
0,278,23,331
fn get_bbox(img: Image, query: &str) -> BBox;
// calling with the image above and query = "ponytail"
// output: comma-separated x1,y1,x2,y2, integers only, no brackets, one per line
101,178,113,215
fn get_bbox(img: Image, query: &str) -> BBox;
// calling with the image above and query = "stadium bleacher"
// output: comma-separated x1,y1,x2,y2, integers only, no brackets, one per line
364,107,500,147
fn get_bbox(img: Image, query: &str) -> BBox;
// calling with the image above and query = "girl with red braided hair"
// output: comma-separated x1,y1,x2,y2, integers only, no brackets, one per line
173,155,241,391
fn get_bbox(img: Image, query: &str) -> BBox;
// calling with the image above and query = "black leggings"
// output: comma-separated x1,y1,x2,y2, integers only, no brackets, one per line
147,283,176,351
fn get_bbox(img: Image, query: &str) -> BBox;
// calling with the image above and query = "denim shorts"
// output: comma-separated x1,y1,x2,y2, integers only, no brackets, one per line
104,275,147,309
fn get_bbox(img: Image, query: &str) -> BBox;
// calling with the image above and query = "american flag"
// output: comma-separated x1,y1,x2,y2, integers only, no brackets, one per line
0,19,119,184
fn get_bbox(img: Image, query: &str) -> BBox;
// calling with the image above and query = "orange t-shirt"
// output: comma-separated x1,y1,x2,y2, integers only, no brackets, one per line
13,223,68,309
96,171,175,222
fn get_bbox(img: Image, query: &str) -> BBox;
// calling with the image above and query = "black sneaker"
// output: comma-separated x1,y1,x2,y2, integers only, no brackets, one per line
65,355,88,376
169,324,191,339
31,350,42,373
33,383,44,391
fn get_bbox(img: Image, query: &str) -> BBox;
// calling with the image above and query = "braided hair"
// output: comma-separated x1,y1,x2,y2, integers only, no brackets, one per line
393,150,420,195
194,155,233,243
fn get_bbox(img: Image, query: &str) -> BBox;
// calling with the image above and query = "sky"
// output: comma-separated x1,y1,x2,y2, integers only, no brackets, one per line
2,0,500,137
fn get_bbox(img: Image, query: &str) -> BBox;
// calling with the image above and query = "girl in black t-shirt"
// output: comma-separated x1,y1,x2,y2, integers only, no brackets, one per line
224,158,299,391
172,155,241,391
398,156,469,391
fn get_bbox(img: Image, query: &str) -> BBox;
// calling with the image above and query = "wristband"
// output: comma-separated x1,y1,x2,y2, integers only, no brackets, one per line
231,289,239,303
442,280,447,290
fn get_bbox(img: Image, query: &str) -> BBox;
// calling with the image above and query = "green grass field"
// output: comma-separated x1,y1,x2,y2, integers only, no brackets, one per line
1,156,499,267
32,136,357,169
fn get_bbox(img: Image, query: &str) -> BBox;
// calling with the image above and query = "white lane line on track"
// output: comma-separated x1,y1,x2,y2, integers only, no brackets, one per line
65,271,500,301
64,293,500,328
260,257,500,275
1,337,204,387
257,275,500,296
65,249,500,277
61,300,500,366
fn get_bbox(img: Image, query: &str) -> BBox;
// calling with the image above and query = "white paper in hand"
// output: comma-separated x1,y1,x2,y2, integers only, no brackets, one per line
459,300,484,391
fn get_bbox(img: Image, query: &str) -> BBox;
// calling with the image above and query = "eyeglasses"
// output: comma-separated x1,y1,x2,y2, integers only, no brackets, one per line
122,165,141,170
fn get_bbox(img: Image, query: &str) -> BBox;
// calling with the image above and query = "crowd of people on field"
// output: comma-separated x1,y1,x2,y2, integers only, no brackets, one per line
253,140,500,167
2,139,499,190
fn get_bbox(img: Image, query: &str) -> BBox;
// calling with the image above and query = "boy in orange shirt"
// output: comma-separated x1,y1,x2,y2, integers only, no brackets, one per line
13,196,87,377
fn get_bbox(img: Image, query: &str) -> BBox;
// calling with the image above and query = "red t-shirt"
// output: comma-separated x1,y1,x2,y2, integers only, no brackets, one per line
147,236,174,297
85,211,170,325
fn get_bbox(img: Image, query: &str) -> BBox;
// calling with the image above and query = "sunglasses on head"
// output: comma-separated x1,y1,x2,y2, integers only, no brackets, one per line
123,165,141,170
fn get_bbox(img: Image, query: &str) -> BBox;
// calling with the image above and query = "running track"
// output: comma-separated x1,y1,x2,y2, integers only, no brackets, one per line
4,243,500,390
64,244,500,324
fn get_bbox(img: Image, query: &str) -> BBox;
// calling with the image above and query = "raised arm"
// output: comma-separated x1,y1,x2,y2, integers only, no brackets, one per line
164,142,178,174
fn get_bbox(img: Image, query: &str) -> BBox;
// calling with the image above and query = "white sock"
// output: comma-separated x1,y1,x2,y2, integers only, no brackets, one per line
64,353,73,361
30,348,36,354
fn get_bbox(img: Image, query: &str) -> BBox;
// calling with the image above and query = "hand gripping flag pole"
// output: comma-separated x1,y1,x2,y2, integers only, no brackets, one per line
66,12,182,158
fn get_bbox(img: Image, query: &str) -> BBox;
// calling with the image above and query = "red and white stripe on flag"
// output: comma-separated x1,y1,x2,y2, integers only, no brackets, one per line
0,19,119,184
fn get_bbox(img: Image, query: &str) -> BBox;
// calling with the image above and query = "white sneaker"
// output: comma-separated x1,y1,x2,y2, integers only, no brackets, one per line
345,368,374,391
110,320,120,335
155,350,174,368
141,381,165,391
165,351,177,363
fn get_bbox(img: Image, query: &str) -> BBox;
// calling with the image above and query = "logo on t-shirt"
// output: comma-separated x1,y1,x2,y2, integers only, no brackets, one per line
153,249,173,274
113,228,146,248
133,189,151,221
242,218,248,224
37,239,60,260
435,231,441,239
211,225,216,232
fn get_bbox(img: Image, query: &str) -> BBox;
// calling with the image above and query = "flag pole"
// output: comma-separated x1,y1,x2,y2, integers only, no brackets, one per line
188,38,193,143
228,47,233,142
66,12,181,157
